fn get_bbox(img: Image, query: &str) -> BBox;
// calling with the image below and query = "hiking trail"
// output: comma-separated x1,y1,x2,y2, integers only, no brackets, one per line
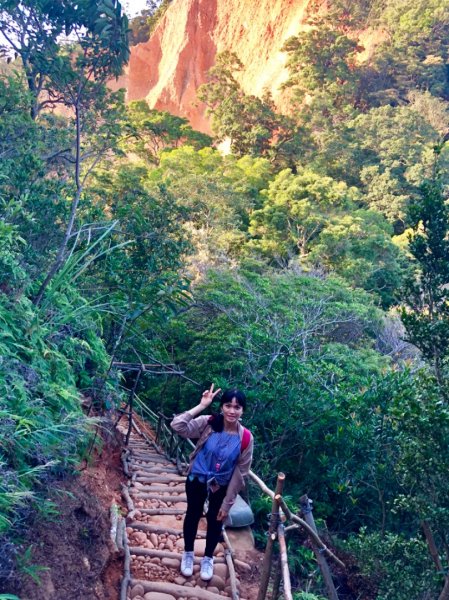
116,415,260,600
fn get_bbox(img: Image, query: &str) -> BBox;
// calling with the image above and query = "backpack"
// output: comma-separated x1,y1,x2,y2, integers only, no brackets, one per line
241,427,251,452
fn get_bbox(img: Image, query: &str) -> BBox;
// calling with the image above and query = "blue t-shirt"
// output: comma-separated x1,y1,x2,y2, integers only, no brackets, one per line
191,431,240,486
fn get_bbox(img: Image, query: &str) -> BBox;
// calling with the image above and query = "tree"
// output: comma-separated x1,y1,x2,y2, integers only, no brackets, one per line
198,51,304,164
0,1,131,305
306,210,405,307
375,0,449,101
84,161,191,361
128,1,173,45
401,181,449,392
247,168,360,264
125,101,212,164
312,97,449,229
281,12,365,135
148,146,273,274
0,0,129,118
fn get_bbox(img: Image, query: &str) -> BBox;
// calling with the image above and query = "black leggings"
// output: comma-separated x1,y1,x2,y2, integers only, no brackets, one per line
183,476,227,557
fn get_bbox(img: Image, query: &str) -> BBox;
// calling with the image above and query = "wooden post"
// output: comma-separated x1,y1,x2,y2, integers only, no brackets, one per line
270,556,282,600
277,522,293,600
125,367,142,446
156,412,163,444
257,473,286,600
300,495,339,600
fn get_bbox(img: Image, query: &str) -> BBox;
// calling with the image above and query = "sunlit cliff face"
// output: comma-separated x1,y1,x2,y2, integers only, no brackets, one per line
123,0,312,133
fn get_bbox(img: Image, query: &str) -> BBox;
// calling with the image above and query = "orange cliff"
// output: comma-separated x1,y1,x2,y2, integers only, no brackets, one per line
123,0,313,133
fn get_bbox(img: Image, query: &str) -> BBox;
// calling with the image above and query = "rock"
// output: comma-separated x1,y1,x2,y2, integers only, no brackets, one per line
123,0,313,134
207,587,220,595
174,575,187,585
214,563,227,579
225,577,241,589
208,575,225,590
150,533,158,546
161,557,180,569
133,531,147,544
143,593,176,600
175,538,184,550
130,584,145,598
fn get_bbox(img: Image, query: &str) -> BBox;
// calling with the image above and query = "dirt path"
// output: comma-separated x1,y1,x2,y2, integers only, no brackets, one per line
118,419,263,600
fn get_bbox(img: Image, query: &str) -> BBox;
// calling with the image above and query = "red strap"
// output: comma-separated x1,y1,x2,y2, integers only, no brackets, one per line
241,427,251,452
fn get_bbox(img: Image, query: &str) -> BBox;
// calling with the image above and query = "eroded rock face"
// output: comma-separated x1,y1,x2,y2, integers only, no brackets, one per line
126,0,312,132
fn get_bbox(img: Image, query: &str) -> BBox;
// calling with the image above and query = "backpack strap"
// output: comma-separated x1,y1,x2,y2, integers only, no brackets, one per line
241,427,251,452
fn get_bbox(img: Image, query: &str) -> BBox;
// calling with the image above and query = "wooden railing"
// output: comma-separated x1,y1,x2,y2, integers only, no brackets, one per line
124,395,345,600
132,395,195,472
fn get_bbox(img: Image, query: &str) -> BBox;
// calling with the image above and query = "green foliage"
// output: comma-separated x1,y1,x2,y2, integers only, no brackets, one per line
148,146,273,272
401,182,449,388
282,15,362,106
16,545,49,584
247,167,404,304
248,167,360,261
293,593,326,600
345,529,439,599
312,99,449,227
198,52,304,164
377,0,449,100
307,210,405,307
3,0,449,594
0,0,130,116
125,101,212,164
144,266,392,528
389,370,449,527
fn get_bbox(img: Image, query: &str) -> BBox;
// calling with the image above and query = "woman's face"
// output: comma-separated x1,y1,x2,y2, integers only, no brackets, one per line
222,397,244,427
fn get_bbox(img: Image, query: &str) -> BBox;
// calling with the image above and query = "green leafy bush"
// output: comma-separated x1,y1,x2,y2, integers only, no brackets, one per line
345,529,439,599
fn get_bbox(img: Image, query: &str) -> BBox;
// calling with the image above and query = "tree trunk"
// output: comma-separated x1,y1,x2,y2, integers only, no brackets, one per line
33,104,83,305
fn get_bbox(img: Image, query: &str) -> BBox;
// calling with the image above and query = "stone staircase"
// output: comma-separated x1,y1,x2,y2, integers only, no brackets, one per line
117,419,252,600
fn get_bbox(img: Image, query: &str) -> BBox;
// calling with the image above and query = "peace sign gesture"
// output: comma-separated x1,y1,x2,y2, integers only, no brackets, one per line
199,383,222,408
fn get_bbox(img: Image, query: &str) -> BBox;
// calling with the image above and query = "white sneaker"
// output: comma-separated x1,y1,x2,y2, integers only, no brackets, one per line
200,556,214,581
180,551,194,577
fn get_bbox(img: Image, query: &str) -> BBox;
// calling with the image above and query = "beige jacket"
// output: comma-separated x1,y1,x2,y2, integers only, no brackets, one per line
170,411,254,514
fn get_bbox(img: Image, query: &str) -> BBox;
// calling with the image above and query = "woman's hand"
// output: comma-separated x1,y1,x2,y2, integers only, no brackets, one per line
199,383,221,409
217,508,228,521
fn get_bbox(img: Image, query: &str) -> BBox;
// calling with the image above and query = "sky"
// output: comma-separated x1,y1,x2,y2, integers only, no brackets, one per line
124,0,149,17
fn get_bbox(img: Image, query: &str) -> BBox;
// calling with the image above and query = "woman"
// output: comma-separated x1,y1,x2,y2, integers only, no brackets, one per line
171,384,253,581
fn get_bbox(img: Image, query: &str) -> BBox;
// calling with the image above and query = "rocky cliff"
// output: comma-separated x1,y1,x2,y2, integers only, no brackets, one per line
125,0,312,133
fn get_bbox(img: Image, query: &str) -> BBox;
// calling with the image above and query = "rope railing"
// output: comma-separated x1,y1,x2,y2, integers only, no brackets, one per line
120,393,344,599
